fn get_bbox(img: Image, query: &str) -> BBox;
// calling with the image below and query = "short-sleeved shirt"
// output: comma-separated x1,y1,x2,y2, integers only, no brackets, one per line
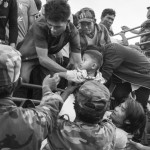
20,17,81,60
17,0,38,45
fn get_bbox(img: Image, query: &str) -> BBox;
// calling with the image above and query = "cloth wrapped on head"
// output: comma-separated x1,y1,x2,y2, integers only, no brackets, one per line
0,44,21,86
78,7,96,23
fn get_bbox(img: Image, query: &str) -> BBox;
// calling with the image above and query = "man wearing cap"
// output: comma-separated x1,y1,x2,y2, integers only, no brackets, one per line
42,80,116,150
78,7,111,53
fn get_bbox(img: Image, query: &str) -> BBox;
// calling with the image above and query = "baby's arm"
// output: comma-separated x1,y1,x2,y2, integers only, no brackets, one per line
58,69,87,83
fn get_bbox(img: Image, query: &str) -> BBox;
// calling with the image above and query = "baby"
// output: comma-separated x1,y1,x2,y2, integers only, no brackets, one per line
57,49,105,83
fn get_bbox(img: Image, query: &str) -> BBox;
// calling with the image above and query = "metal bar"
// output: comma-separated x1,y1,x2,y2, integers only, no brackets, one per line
139,41,150,45
126,32,150,40
114,26,141,36
20,80,64,92
12,97,40,104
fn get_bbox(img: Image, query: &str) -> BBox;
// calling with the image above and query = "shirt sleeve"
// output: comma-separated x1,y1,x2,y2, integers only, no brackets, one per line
66,69,87,83
69,23,81,53
8,0,18,44
101,44,124,81
33,20,48,49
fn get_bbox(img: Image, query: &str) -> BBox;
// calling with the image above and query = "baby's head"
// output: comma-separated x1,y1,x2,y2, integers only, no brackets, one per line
80,49,103,73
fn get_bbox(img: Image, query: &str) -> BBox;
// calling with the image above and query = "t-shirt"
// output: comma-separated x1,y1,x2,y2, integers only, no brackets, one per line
17,0,38,45
20,17,81,60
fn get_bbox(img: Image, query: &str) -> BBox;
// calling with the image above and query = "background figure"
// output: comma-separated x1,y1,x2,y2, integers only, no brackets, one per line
121,6,150,35
16,0,38,49
78,7,111,53
100,8,116,36
0,0,18,48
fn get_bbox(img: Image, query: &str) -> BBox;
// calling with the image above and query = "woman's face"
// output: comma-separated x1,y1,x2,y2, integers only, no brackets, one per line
110,102,127,127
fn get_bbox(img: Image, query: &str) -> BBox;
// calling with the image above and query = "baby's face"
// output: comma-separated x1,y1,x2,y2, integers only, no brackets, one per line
79,54,94,70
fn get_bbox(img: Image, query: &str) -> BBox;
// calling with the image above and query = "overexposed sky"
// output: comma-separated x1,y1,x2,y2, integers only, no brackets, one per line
41,0,150,44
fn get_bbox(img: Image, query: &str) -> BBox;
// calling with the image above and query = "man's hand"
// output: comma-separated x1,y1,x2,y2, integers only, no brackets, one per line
42,74,60,91
121,26,130,32
126,140,144,150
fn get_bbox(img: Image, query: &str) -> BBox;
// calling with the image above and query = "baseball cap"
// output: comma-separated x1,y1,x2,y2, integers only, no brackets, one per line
0,44,21,86
77,80,110,112
78,7,95,23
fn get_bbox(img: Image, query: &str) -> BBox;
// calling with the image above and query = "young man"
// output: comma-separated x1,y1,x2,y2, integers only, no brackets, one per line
78,7,111,53
19,0,82,83
100,8,116,36
104,97,146,150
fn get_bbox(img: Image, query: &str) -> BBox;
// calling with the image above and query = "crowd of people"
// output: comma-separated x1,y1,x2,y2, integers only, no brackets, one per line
0,0,150,149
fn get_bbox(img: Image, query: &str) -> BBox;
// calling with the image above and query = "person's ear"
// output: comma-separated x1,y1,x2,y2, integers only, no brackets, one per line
124,119,131,125
91,63,97,69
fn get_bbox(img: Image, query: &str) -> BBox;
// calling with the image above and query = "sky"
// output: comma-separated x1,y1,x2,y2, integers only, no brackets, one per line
41,0,150,44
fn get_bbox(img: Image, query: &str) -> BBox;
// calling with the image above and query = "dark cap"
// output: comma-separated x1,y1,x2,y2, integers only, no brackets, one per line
77,80,110,112
78,7,95,23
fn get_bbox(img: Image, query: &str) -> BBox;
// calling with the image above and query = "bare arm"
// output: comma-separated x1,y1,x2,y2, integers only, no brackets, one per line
36,47,67,72
121,26,141,35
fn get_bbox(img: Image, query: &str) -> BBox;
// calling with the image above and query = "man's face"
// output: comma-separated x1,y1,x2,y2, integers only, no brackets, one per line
80,21,95,35
101,14,115,29
46,19,68,37
79,54,95,71
110,102,127,127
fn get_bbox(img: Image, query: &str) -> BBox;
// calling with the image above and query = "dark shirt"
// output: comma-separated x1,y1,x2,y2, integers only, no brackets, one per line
20,17,81,60
0,0,18,44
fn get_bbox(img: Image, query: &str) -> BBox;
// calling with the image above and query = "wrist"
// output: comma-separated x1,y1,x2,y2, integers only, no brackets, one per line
42,85,52,95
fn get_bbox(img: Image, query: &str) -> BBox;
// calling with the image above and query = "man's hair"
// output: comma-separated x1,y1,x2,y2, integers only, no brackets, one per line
122,97,146,134
45,0,71,22
101,8,116,19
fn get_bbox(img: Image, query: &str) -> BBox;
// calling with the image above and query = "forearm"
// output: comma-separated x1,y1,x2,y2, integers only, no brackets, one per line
39,56,67,72
61,90,71,102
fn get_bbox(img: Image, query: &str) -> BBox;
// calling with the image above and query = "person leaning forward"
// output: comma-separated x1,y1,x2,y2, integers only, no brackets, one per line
19,0,82,83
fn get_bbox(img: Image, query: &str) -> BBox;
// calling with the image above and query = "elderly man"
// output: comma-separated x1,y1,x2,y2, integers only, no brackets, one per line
78,7,111,53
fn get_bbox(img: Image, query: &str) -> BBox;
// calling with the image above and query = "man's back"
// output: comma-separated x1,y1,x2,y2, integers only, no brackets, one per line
47,118,116,150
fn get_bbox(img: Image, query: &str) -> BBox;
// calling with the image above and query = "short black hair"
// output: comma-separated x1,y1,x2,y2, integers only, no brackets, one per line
45,0,71,22
122,97,146,134
101,8,116,19
34,0,42,11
